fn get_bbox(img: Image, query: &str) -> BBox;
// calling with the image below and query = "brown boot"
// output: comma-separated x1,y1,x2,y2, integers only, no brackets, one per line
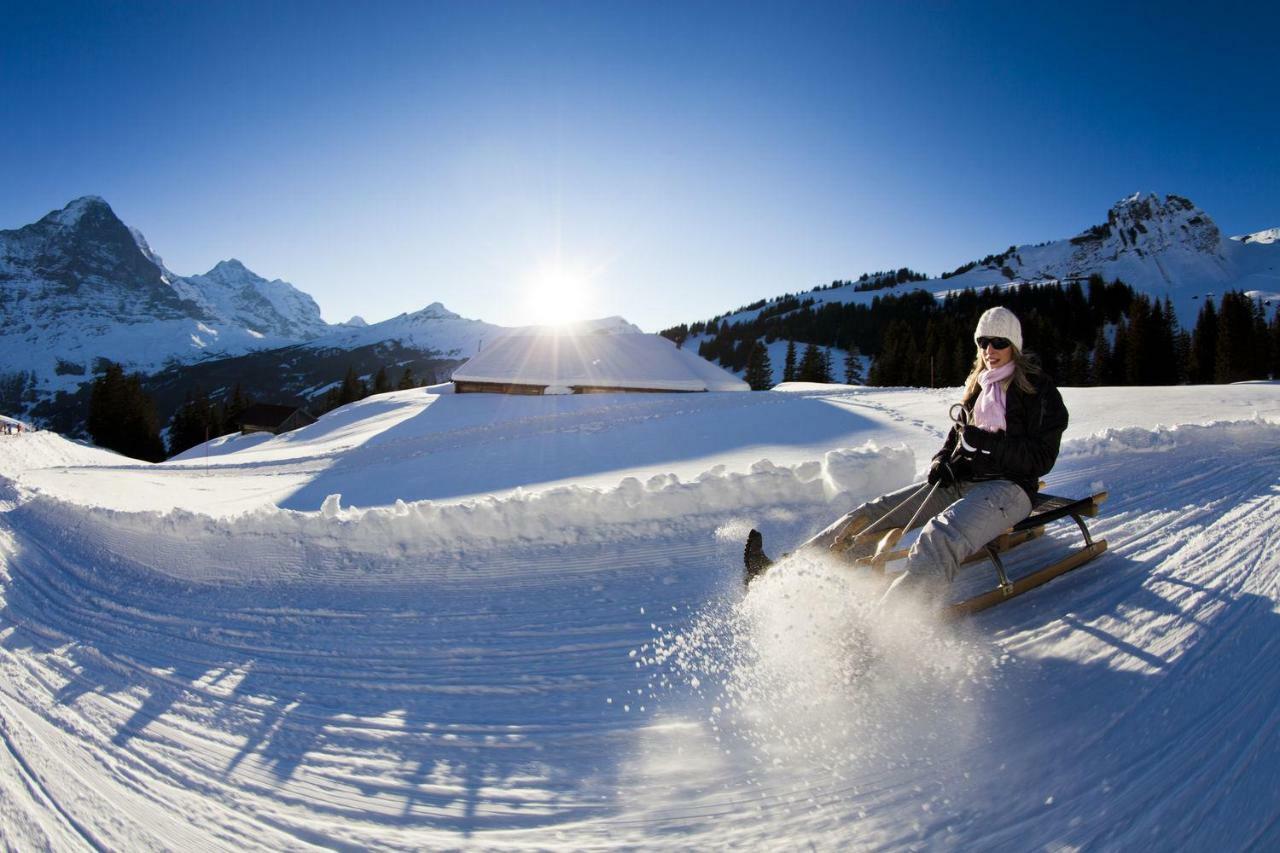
743,529,773,585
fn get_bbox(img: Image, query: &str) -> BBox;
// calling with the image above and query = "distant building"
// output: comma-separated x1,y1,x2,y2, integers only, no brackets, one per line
452,318,749,395
237,403,317,435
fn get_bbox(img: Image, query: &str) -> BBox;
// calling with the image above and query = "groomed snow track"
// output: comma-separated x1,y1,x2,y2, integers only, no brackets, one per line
0,418,1278,849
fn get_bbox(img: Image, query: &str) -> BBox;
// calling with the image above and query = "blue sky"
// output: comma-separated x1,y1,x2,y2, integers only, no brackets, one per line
2,1,1276,331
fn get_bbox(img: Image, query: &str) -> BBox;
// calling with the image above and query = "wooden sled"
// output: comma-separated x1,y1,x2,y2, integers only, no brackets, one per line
847,490,1108,615
947,490,1108,617
746,491,1109,614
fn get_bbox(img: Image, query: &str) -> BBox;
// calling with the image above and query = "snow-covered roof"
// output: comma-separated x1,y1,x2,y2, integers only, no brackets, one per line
452,318,749,393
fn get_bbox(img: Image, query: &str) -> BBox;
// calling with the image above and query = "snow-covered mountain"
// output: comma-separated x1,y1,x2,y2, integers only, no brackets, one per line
1235,226,1280,245
304,301,499,358
711,193,1280,329
939,192,1279,317
0,197,511,432
125,301,504,434
0,196,330,397
171,258,329,341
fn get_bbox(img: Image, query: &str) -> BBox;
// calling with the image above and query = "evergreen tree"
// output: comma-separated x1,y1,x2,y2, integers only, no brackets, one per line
1271,305,1280,379
743,341,773,390
338,366,364,406
373,366,391,395
397,366,418,390
1189,299,1218,383
1089,325,1110,386
1173,329,1192,384
87,362,127,445
1109,320,1129,386
1065,343,1091,387
797,342,825,382
1123,296,1157,384
1250,297,1271,379
167,387,218,457
87,362,165,462
681,273,1186,389
782,340,798,382
843,346,864,385
868,321,914,386
1215,292,1257,383
222,382,250,434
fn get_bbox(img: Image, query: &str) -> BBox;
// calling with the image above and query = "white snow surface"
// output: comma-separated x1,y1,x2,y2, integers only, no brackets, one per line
453,322,749,392
1234,227,1280,245
1,382,1278,849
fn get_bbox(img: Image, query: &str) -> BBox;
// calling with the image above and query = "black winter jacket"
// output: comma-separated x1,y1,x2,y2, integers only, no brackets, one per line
933,371,1069,499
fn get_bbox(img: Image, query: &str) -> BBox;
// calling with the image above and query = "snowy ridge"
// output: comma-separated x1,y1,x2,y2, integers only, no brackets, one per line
0,432,118,480
9,444,910,585
16,417,1279,588
170,259,329,340
303,301,498,359
1233,227,1280,245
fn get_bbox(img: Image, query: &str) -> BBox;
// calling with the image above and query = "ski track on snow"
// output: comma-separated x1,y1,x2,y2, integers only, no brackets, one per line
0,405,1278,847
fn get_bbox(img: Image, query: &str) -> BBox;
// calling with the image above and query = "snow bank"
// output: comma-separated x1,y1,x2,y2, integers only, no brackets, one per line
1061,416,1280,459
13,443,913,586
0,431,120,478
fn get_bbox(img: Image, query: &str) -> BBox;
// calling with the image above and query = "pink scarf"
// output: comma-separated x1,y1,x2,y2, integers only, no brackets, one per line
972,363,1015,433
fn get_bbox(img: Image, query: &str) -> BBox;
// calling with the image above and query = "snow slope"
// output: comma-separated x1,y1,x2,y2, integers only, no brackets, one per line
0,382,1277,849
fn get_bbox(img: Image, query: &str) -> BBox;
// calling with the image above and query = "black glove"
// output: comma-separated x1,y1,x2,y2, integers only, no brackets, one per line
959,424,999,457
929,457,973,487
927,459,956,487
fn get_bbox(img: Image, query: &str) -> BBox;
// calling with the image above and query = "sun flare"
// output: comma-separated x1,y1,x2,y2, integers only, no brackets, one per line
523,263,593,326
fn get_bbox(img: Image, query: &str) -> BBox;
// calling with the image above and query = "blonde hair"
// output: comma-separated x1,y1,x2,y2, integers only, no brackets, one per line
963,345,1039,401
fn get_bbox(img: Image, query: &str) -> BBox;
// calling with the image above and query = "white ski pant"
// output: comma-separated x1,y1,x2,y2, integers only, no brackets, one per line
806,479,1032,583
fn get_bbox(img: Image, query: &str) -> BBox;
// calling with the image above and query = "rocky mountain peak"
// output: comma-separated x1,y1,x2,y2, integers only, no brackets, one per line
39,195,115,230
0,195,176,303
1072,192,1221,256
204,258,259,283
414,302,462,321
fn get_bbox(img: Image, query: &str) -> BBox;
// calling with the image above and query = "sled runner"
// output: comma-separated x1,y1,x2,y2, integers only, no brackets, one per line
744,490,1109,616
946,490,1108,617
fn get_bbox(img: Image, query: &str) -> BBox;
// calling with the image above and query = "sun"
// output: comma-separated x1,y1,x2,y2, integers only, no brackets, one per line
523,263,593,326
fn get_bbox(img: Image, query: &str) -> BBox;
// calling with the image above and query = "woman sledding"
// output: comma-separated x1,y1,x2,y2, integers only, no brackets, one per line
744,306,1070,610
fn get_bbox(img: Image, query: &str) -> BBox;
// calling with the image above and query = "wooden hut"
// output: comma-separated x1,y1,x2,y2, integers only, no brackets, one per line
237,403,317,435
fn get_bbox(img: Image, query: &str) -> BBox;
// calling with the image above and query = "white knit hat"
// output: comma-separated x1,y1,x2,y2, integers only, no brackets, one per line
974,306,1023,351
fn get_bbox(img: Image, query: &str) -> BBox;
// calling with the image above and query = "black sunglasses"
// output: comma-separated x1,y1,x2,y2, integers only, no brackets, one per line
976,336,1012,350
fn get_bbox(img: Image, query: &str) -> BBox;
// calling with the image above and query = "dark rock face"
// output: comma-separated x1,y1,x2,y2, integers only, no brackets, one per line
0,197,201,321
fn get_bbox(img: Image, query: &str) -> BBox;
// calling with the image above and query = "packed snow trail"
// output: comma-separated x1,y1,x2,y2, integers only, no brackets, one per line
0,388,1277,848
654,418,1280,849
